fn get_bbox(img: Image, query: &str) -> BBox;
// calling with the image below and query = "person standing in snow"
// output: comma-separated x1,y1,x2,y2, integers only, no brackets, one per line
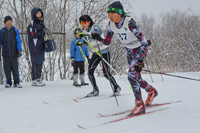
0,16,22,88
27,7,46,87
79,15,121,97
91,1,158,116
70,28,90,87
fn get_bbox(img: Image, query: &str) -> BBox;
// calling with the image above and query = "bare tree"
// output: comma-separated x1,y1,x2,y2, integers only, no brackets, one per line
1,0,198,84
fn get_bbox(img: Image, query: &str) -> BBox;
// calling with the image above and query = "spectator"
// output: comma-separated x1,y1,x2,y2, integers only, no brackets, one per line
0,16,22,88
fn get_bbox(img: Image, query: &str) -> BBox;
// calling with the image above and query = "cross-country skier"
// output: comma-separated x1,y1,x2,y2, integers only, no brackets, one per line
70,28,90,87
91,1,158,115
79,15,121,97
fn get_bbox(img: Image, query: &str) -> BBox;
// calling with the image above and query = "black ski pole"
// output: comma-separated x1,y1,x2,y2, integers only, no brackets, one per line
147,39,164,81
142,69,200,82
144,59,154,83
82,35,131,88
96,42,119,106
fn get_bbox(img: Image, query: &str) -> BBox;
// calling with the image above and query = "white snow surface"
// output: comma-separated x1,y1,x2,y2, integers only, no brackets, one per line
0,72,200,133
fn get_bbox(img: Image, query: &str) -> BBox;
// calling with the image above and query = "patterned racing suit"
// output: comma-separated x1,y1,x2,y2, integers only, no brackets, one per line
101,16,152,100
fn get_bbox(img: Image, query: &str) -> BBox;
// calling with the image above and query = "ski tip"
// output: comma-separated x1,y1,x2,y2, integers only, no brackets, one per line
98,113,109,117
77,124,86,129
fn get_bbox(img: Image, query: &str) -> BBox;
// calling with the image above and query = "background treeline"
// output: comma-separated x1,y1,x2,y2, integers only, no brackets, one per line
0,0,199,83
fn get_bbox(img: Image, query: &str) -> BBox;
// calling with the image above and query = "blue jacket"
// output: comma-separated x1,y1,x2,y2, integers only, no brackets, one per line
27,7,45,64
0,26,22,58
70,37,89,61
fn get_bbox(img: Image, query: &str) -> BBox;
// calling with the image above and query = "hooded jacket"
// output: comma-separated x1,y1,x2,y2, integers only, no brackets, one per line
27,7,45,64
0,26,22,58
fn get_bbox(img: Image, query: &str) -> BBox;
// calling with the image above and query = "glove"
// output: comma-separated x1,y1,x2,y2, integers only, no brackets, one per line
134,60,144,73
43,28,52,36
18,51,22,58
147,39,152,46
91,33,102,41
76,40,82,46
71,58,76,67
77,32,85,39
86,57,91,64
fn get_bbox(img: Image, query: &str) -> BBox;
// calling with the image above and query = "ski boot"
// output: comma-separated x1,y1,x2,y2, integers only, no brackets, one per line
128,99,145,116
86,87,99,97
113,86,121,96
145,86,158,105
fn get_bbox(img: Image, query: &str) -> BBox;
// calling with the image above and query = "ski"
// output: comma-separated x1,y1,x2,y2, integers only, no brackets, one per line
43,94,117,104
98,100,182,117
77,107,169,129
103,107,169,124
73,94,132,102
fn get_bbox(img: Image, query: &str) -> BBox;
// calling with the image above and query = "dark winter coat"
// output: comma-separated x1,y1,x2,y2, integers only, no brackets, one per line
0,26,22,58
70,37,89,61
27,7,45,64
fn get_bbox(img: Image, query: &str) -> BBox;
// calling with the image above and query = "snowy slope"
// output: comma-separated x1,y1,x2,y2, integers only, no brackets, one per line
0,72,200,133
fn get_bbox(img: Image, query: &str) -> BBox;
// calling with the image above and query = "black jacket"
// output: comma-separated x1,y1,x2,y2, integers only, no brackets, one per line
0,26,22,58
27,7,45,64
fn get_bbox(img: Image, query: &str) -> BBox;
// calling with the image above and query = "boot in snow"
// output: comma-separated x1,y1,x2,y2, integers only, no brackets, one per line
73,82,81,87
13,83,22,88
80,74,89,86
31,79,45,87
5,83,11,88
128,99,145,116
73,75,81,87
145,86,158,105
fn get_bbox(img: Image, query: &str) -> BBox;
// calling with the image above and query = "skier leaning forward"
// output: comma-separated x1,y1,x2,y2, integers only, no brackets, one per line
79,15,121,97
91,1,158,116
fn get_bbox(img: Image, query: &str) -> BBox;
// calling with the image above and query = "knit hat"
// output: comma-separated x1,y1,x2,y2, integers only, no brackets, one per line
107,1,128,16
74,28,82,36
4,16,12,24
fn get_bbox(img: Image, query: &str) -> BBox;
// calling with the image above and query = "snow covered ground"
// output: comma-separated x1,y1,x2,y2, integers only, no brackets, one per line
0,72,200,133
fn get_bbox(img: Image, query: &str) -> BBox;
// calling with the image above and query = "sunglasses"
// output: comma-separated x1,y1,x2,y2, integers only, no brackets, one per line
80,21,87,25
